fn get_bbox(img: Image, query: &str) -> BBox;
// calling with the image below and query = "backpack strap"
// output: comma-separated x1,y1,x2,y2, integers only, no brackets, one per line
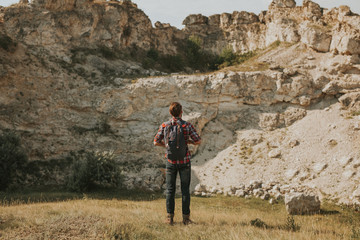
176,121,181,149
164,121,171,147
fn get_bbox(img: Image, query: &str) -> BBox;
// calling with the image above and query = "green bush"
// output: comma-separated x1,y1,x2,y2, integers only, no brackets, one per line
217,46,237,68
250,218,268,228
159,54,185,72
98,45,117,59
215,47,256,69
0,131,28,191
147,48,159,61
184,35,218,71
66,150,122,192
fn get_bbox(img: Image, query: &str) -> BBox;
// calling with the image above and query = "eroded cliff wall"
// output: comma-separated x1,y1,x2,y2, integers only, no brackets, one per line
1,0,360,203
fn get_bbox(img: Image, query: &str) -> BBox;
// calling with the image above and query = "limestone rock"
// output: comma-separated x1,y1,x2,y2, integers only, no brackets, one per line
283,108,307,126
302,0,322,21
330,35,360,55
259,113,281,131
268,149,281,158
339,156,353,167
352,188,360,201
342,170,356,180
183,14,208,26
249,180,262,190
269,0,296,9
313,75,330,89
300,24,332,52
195,184,207,193
313,163,328,173
235,189,246,197
289,139,299,148
339,92,360,110
285,192,321,215
285,169,299,179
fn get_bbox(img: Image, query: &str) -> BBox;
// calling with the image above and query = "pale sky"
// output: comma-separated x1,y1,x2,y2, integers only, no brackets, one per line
1,0,359,29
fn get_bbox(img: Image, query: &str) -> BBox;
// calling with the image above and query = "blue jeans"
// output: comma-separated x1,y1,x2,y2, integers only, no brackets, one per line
166,161,191,215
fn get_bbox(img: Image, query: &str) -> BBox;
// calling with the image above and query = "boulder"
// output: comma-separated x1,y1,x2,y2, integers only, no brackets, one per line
235,189,246,197
232,11,259,25
183,14,208,26
283,107,307,126
269,0,296,8
330,35,360,55
285,192,321,215
259,113,281,131
303,0,322,21
300,25,332,52
268,149,281,158
194,184,207,193
249,180,262,190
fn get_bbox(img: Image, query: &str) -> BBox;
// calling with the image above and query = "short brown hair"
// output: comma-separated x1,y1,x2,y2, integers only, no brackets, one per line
169,102,182,117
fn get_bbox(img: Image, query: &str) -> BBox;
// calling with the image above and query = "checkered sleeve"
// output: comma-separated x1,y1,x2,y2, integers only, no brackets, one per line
154,123,165,144
188,123,201,143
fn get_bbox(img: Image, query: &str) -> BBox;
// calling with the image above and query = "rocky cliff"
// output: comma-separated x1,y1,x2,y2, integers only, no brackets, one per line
1,0,360,204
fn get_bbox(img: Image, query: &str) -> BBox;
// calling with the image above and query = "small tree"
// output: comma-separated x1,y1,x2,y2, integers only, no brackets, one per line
0,131,28,191
185,35,203,70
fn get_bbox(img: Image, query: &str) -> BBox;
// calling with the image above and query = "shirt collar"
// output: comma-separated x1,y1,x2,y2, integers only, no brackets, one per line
172,117,182,122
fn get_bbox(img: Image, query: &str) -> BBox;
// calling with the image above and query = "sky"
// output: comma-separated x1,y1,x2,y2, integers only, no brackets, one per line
1,0,360,29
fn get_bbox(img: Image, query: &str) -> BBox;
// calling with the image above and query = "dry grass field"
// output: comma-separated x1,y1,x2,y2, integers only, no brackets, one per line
0,189,360,240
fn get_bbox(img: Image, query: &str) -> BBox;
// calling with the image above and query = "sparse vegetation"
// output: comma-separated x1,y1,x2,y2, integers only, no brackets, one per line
0,131,28,191
350,110,360,117
283,215,300,232
0,34,17,52
237,140,254,163
215,47,256,69
66,150,122,192
0,191,359,239
250,218,268,228
328,139,338,147
69,119,113,135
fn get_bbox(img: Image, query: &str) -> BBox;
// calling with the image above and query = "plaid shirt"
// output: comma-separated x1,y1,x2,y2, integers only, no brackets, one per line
154,117,201,164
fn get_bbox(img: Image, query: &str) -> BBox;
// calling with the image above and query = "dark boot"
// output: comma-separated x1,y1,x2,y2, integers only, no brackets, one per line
182,214,193,225
166,213,174,225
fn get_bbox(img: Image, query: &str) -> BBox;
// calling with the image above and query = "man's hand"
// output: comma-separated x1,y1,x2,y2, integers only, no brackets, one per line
154,141,166,147
188,140,201,145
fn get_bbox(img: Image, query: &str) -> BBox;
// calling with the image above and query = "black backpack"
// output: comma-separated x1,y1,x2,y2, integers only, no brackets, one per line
164,119,187,161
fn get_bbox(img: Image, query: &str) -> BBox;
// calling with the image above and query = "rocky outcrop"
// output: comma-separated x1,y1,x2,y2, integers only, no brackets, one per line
1,0,360,205
2,0,360,61
285,192,321,215
269,0,296,9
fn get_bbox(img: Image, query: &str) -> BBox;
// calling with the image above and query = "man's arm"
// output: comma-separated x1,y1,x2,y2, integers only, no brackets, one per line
188,139,201,145
188,123,201,145
154,123,166,147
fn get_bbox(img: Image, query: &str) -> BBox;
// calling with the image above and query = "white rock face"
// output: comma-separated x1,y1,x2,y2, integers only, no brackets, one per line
300,23,332,52
268,149,281,158
313,163,328,174
285,192,321,215
339,156,353,167
352,188,360,201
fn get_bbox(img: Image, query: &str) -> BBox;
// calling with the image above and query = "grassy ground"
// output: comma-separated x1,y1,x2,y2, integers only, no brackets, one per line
1,189,360,240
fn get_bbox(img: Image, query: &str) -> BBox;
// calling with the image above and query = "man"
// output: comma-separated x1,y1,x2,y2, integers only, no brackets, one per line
154,102,201,225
